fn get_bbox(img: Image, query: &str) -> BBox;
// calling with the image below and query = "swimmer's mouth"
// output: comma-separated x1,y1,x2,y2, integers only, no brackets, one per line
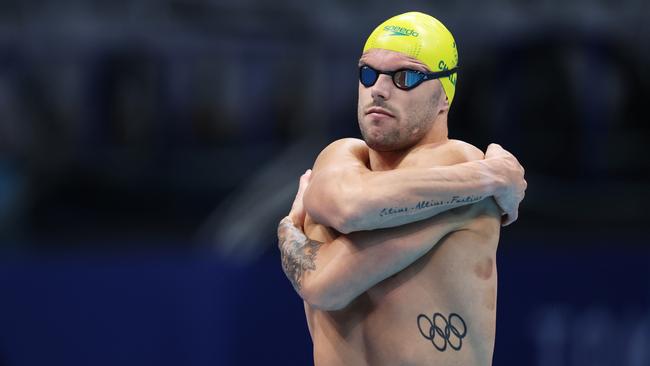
366,107,394,117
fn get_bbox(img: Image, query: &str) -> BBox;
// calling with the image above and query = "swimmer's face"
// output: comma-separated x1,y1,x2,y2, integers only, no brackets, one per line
357,49,446,152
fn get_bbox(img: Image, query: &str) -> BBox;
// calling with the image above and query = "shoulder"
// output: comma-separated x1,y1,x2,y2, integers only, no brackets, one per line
320,138,367,155
443,139,485,163
406,139,484,168
312,138,369,172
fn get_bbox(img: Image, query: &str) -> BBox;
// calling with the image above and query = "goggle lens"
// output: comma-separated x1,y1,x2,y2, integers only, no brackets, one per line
360,66,379,87
359,66,427,90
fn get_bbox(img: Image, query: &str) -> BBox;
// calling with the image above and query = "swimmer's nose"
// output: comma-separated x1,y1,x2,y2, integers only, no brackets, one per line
371,75,393,101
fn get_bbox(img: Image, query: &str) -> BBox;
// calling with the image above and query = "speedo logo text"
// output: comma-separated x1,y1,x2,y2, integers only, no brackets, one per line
384,25,419,37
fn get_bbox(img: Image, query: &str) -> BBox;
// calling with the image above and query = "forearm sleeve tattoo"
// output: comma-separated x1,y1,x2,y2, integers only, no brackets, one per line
277,217,324,293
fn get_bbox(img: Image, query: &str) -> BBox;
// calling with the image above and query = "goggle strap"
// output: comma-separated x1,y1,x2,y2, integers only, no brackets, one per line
427,66,459,79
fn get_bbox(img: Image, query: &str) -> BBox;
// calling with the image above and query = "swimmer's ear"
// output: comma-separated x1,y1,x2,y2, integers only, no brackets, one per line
438,94,450,115
434,80,450,113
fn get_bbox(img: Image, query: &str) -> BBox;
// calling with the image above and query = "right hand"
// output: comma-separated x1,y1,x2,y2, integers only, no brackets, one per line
288,169,312,229
485,144,527,226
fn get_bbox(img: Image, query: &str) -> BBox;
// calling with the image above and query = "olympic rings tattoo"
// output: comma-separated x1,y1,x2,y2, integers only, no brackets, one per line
417,312,467,351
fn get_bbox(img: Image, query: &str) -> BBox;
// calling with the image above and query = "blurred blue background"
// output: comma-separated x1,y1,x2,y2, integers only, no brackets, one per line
0,0,649,365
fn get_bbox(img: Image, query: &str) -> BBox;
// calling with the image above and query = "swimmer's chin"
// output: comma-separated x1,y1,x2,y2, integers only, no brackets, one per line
363,138,408,152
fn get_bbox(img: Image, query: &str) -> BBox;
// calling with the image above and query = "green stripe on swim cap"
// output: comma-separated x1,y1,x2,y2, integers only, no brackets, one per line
363,12,459,106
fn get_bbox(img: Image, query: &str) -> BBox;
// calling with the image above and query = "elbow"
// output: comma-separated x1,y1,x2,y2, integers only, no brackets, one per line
300,278,353,311
304,185,363,235
327,205,364,235
329,205,360,235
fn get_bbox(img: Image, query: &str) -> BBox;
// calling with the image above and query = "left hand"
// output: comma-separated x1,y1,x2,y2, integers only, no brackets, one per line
288,169,312,229
484,144,527,226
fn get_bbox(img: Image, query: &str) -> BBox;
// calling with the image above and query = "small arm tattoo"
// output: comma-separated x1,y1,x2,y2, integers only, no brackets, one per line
380,195,484,218
278,217,324,293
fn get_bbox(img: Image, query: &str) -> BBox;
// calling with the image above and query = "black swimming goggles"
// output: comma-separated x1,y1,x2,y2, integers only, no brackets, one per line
359,65,458,91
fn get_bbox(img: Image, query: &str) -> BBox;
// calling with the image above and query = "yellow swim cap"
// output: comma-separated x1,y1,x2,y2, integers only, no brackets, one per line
363,12,459,105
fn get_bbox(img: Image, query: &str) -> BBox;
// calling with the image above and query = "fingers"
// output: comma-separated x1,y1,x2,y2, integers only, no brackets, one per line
292,169,311,206
486,143,526,227
501,210,518,227
494,181,525,227
497,200,518,227
501,181,526,227
289,169,312,227
486,143,502,151
486,143,518,161
485,143,505,158
521,178,528,197
493,196,514,227
299,169,312,190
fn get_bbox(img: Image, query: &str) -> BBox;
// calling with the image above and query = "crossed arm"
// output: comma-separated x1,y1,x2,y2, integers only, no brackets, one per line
304,138,526,233
278,181,484,310
278,139,526,310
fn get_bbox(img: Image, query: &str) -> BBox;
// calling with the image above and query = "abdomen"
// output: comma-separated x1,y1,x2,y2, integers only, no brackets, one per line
362,204,500,365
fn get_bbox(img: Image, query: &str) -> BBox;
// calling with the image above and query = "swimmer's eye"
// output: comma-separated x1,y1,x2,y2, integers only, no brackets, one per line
359,65,459,91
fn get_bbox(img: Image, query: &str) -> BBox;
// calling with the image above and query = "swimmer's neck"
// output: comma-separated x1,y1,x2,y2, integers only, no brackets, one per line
369,117,449,171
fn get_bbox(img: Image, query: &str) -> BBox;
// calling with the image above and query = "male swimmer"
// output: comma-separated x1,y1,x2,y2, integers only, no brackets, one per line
278,12,526,365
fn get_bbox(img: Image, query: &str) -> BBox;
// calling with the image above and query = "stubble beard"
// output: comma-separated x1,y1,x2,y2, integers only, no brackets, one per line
360,123,404,152
358,104,434,153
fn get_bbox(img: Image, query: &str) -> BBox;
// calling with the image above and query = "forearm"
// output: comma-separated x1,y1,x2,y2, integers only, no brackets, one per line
306,159,500,233
278,206,473,310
